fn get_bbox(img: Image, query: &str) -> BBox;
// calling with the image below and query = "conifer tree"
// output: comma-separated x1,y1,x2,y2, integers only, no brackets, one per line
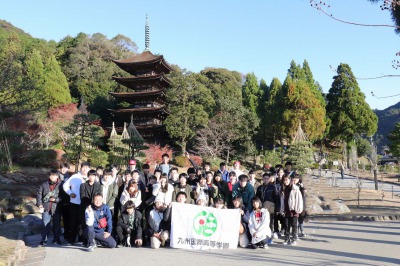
326,63,378,142
242,72,260,115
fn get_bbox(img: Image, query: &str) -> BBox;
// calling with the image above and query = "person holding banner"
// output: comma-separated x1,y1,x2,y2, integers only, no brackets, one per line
232,196,250,248
248,197,271,249
146,200,172,249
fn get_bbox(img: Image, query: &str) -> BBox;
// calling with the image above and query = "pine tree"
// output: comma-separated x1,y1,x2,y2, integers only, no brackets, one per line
242,72,260,115
326,63,378,142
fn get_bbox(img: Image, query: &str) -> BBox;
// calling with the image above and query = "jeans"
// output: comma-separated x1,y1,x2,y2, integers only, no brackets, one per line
41,210,61,241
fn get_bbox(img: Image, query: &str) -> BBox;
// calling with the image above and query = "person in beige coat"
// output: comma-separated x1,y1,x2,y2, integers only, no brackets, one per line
280,174,303,246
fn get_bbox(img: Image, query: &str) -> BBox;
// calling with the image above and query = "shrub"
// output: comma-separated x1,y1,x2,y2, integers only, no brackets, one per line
173,155,188,167
143,143,173,166
18,149,63,168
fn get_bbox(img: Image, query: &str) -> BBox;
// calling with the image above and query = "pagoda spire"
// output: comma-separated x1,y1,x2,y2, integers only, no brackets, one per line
144,14,150,51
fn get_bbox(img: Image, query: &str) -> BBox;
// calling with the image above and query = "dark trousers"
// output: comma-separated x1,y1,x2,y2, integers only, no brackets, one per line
68,203,81,243
85,226,116,248
269,213,275,231
298,214,305,232
60,203,70,240
274,214,284,233
41,210,61,241
284,216,298,240
115,225,141,246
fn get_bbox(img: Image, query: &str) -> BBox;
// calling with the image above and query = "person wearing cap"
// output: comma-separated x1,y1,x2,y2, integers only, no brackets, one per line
196,194,207,206
231,160,245,178
232,174,255,213
172,173,194,204
146,199,171,248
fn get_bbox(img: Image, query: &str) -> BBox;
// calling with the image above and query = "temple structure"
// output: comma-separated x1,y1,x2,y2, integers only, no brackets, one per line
109,15,172,139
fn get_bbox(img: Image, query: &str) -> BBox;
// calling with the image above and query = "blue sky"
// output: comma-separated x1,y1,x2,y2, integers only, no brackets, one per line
1,0,399,110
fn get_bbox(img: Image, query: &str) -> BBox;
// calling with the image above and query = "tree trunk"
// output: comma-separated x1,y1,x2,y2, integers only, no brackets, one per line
373,168,378,190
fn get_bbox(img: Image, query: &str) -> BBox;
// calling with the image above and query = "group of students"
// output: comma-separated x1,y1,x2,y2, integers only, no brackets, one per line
36,153,307,252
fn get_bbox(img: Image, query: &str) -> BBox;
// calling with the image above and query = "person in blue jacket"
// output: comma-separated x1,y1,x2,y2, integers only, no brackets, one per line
85,193,116,251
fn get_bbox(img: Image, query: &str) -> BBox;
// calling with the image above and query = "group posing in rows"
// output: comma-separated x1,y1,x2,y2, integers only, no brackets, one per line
36,152,307,252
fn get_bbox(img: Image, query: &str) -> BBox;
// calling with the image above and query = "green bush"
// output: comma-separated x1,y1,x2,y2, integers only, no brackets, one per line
173,155,188,167
87,150,108,168
18,150,60,168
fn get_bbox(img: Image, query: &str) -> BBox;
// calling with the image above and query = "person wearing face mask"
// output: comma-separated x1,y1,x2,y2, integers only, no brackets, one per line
232,175,255,213
37,170,61,246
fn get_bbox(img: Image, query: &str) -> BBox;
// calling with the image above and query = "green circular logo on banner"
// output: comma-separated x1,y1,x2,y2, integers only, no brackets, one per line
193,211,218,237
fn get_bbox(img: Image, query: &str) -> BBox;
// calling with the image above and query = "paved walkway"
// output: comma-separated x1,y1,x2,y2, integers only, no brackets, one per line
313,170,400,195
20,220,400,266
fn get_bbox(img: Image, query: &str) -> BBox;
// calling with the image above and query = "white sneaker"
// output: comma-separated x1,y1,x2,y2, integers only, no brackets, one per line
272,232,279,239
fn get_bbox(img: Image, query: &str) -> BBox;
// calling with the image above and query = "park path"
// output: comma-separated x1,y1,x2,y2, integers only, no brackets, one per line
313,170,400,195
18,220,399,266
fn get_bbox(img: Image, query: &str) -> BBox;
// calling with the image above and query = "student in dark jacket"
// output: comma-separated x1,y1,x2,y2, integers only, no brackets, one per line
58,163,71,242
213,172,230,206
80,170,102,209
115,200,143,247
37,170,61,246
256,172,280,242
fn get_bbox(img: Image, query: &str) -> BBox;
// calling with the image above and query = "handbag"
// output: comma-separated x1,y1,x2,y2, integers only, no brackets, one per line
263,201,275,214
93,210,107,229
145,195,156,206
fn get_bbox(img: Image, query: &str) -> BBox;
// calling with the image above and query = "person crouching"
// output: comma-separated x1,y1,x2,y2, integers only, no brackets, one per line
248,196,271,249
85,193,116,251
115,200,143,247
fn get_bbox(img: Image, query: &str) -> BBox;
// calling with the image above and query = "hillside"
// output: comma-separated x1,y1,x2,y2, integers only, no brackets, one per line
375,101,400,150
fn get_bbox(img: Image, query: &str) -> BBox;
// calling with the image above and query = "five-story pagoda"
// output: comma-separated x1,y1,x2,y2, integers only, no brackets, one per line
109,16,172,139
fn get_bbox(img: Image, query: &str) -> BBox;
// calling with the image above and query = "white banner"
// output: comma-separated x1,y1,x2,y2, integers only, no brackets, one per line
170,202,241,250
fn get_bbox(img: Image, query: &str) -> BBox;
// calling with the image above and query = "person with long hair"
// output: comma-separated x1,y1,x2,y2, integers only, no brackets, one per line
152,173,174,205
120,180,142,212
280,174,303,246
232,196,250,248
248,197,271,249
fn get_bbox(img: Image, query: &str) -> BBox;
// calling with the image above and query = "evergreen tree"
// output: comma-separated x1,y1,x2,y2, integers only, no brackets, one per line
63,103,104,168
280,73,326,142
285,141,314,174
165,69,213,153
242,72,260,115
388,122,400,157
42,55,72,107
326,63,378,142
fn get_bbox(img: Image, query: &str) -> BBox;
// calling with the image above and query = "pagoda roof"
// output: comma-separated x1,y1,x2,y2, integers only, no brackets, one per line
109,106,169,114
113,51,173,74
109,89,165,98
112,73,171,88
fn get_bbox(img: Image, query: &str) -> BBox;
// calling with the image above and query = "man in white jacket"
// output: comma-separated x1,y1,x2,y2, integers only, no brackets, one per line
63,161,90,245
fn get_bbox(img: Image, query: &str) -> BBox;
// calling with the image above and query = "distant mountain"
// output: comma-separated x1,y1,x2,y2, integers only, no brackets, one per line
374,102,400,149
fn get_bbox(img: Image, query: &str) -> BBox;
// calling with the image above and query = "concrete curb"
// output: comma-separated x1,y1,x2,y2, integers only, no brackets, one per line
5,239,26,266
309,214,400,222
